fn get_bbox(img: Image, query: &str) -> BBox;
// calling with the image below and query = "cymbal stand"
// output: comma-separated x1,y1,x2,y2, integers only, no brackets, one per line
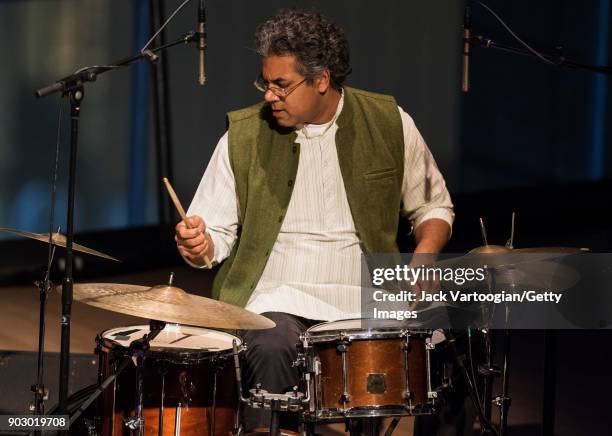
493,304,512,436
30,239,58,418
69,320,166,429
31,101,62,419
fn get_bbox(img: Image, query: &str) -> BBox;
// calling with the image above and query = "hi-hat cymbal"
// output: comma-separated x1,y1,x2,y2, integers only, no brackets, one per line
0,227,119,262
68,282,275,330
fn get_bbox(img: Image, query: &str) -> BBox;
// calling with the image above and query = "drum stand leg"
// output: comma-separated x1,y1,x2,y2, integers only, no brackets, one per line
383,417,400,436
269,399,281,436
300,420,316,436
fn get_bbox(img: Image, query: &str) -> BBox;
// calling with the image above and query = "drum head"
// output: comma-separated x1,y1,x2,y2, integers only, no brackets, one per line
101,324,242,359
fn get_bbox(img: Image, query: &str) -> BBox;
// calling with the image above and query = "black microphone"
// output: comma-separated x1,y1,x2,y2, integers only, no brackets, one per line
198,0,206,85
462,6,471,92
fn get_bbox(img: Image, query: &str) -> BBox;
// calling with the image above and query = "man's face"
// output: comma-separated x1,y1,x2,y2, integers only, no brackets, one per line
261,55,324,127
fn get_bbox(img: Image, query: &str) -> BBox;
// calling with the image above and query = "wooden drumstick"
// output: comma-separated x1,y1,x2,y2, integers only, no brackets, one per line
163,177,213,268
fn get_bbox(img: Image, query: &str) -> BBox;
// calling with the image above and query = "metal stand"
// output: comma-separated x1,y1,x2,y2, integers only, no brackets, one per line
233,341,308,436
30,267,55,416
495,321,512,436
34,30,199,417
57,87,83,414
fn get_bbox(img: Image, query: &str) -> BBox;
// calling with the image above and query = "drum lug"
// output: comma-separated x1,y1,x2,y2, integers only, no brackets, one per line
493,395,512,408
338,339,350,406
123,415,144,431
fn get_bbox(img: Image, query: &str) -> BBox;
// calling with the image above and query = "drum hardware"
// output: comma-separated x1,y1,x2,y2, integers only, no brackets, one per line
401,334,412,408
174,403,182,436
159,365,167,436
337,339,351,405
300,320,437,422
232,341,309,436
478,363,501,377
33,21,222,412
96,323,243,436
0,224,119,417
70,319,167,432
383,417,400,436
425,338,437,401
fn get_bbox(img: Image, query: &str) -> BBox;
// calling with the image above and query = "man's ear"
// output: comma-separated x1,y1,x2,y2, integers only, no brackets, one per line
316,69,332,93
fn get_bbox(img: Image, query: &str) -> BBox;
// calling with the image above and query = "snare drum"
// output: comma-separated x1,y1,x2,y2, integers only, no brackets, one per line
300,319,437,420
96,324,243,435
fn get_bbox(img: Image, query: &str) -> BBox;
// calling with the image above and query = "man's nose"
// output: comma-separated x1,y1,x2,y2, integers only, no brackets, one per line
264,89,280,103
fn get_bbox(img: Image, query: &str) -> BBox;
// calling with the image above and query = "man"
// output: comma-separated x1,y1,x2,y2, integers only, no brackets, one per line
176,9,454,432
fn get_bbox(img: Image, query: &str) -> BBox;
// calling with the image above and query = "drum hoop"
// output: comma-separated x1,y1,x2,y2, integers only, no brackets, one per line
304,321,431,343
96,325,244,362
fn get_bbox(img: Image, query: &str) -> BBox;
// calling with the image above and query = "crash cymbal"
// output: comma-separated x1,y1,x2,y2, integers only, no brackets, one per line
0,227,119,262
68,282,275,330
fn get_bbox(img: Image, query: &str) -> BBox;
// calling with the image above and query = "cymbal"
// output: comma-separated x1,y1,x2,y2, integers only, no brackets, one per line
513,247,589,254
69,282,275,330
487,261,580,290
0,227,119,262
440,245,588,269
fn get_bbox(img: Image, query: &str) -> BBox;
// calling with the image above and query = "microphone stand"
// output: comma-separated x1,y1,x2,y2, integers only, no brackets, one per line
468,34,612,76
34,30,199,417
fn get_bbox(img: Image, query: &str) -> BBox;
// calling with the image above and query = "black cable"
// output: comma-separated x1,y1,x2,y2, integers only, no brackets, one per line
475,1,555,65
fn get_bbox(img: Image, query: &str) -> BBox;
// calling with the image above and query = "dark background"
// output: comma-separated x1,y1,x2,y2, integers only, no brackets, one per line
0,0,610,435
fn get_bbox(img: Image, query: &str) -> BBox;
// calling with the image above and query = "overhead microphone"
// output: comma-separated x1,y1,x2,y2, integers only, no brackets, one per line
462,6,471,92
197,0,206,85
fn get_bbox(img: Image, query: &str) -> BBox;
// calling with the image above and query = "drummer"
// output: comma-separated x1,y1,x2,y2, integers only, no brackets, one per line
175,8,453,433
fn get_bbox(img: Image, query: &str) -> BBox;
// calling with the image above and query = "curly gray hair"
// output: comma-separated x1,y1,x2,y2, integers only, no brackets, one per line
254,9,351,90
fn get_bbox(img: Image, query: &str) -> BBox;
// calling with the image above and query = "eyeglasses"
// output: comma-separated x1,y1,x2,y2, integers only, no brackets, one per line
253,75,307,100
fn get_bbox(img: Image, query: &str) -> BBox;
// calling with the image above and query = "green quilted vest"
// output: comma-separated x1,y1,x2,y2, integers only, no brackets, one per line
211,87,404,307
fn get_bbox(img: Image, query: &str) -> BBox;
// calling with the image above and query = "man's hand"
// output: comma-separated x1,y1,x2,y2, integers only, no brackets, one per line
175,215,214,267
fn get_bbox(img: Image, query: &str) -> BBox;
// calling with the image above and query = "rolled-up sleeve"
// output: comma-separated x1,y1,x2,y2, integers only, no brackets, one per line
399,106,454,233
185,131,239,266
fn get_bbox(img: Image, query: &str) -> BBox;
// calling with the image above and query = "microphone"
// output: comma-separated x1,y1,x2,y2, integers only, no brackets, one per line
198,0,206,85
462,6,471,92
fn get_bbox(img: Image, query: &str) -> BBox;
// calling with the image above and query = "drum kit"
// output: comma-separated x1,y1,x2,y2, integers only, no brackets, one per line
2,209,588,436
2,221,588,436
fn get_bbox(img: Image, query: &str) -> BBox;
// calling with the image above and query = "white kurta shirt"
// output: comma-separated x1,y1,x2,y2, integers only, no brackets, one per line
186,93,454,321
